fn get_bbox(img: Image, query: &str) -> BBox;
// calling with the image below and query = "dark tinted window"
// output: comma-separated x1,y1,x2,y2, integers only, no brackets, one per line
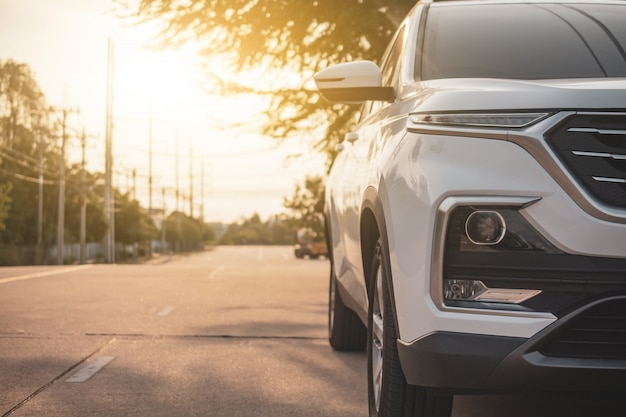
421,3,626,80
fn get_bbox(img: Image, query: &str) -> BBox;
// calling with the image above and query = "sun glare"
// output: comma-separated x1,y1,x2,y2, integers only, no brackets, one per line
106,25,322,222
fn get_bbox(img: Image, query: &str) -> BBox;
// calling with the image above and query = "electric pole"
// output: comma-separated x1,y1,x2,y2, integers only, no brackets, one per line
36,118,44,264
189,144,193,218
56,107,77,265
175,131,180,252
104,38,115,263
200,161,205,224
132,169,136,201
161,187,167,254
175,130,179,214
148,106,153,212
80,128,87,264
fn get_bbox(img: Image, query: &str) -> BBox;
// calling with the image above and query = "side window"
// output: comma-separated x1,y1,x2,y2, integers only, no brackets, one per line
369,25,406,114
381,25,406,88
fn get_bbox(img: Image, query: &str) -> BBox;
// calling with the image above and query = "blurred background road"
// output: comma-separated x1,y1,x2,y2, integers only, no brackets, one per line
0,246,622,417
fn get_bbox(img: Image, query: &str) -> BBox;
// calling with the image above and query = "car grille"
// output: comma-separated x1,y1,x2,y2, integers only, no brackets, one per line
539,298,626,360
546,113,626,208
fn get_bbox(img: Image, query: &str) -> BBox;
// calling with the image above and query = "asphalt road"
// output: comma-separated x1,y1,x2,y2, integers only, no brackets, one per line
0,246,623,417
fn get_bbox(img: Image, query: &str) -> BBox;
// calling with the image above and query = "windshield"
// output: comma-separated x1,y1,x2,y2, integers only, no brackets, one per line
420,3,626,80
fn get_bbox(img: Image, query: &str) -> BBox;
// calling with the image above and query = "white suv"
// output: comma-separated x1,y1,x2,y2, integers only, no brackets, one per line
315,1,626,416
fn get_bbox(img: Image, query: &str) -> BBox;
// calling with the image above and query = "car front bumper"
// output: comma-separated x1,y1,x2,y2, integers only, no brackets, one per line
397,294,626,392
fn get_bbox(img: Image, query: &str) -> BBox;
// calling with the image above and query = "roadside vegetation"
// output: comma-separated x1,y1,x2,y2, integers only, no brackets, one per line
0,1,409,264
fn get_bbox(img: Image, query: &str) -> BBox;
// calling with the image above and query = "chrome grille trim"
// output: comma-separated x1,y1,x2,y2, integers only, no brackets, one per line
593,176,626,184
568,127,626,135
572,151,626,160
545,112,626,212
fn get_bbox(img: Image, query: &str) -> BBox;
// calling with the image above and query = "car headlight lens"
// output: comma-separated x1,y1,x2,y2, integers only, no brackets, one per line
410,112,549,128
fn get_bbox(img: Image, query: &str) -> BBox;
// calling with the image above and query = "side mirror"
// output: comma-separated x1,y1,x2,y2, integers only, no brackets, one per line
314,61,395,104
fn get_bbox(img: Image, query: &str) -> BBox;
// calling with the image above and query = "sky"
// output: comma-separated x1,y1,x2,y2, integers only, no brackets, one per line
0,0,326,223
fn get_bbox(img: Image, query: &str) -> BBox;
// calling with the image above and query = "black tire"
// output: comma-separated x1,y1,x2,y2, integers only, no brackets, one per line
328,262,367,351
367,241,453,417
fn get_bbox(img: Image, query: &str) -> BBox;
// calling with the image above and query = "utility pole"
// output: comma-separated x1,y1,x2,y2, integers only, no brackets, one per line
148,106,153,258
148,106,153,212
80,128,87,264
175,131,180,252
36,119,44,264
200,161,205,224
132,169,137,201
56,107,77,265
175,131,180,214
189,144,193,218
161,187,167,254
104,38,115,263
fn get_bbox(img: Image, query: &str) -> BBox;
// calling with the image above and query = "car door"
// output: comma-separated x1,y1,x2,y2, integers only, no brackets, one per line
331,23,409,311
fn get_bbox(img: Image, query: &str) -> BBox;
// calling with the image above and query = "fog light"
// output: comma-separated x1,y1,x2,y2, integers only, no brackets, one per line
444,279,487,300
465,211,505,245
444,279,541,304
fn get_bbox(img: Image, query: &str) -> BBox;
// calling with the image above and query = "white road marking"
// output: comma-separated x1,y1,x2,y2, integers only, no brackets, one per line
65,356,115,383
0,265,93,285
207,266,225,280
157,306,175,317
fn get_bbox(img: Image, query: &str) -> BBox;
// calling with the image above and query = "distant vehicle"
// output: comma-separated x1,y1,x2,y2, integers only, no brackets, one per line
294,228,328,259
315,1,626,416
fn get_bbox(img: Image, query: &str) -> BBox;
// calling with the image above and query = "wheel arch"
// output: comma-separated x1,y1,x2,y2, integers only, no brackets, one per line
361,186,401,336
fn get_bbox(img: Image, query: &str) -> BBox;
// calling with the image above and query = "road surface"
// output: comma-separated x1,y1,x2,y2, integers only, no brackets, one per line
0,246,622,416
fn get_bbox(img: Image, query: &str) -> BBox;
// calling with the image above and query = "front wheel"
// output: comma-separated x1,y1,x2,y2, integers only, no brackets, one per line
367,241,453,417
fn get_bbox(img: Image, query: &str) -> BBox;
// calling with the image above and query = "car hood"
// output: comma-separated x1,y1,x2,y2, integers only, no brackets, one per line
411,78,626,113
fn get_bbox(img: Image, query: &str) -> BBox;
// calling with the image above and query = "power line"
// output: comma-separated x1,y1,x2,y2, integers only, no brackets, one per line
0,166,56,185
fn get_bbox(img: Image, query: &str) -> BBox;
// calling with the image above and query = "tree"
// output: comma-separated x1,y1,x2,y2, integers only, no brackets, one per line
115,191,158,245
163,211,214,251
0,182,11,232
121,0,416,165
283,175,325,235
64,166,108,244
0,60,51,238
0,60,61,264
218,213,295,245
0,60,47,147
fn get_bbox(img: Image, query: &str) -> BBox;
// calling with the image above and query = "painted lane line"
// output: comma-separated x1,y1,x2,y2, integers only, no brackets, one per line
65,356,115,383
0,265,93,285
157,306,175,317
207,265,225,280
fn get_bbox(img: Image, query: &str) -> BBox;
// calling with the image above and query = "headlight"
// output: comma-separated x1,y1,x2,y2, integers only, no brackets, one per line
410,112,550,128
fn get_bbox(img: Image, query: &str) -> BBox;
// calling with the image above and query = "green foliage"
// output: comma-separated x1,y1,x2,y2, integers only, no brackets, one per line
0,59,181,264
0,59,58,249
219,213,296,245
114,191,158,245
0,182,11,232
163,211,214,251
63,165,108,243
283,175,325,235
121,0,416,166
